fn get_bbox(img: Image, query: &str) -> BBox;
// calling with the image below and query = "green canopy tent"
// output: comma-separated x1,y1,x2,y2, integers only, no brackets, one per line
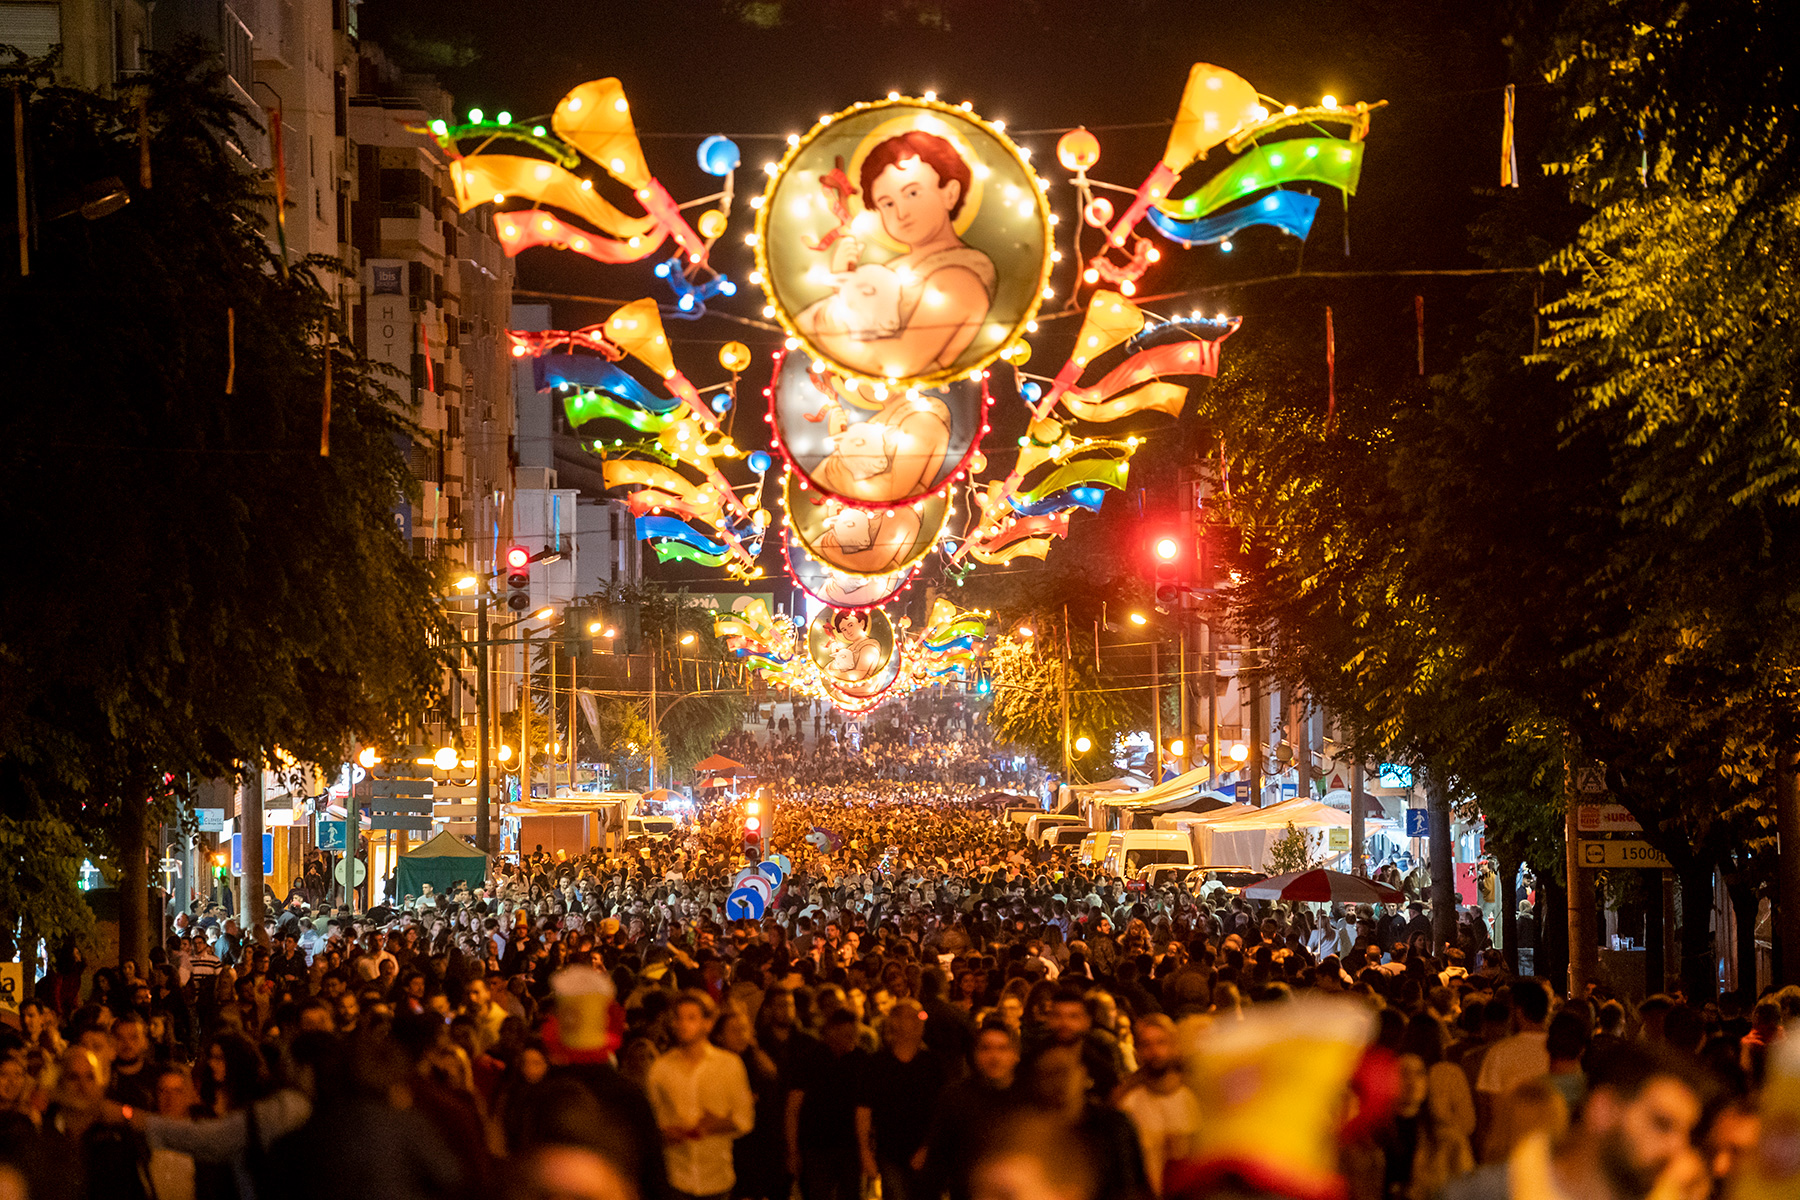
396,830,489,899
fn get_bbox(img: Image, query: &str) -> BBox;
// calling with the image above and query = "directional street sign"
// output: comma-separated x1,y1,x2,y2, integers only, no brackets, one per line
1579,839,1671,869
1405,808,1430,838
370,779,433,798
369,815,433,832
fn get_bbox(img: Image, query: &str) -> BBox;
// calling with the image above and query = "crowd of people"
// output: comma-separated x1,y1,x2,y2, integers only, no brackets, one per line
714,700,1030,788
0,782,1793,1200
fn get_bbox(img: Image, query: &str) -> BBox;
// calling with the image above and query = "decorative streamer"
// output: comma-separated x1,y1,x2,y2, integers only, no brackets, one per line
636,515,729,555
1006,487,1109,517
225,308,235,395
449,155,661,241
1108,63,1262,246
1415,295,1425,376
1015,457,1132,506
1160,139,1365,221
564,388,677,433
1501,84,1518,189
420,319,435,394
1325,306,1337,431
265,101,289,276
320,335,332,458
536,357,679,413
1144,190,1320,247
495,209,668,264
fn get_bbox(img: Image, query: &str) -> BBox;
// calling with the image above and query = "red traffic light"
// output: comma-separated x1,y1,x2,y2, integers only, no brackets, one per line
506,546,530,570
744,815,761,833
1154,537,1180,562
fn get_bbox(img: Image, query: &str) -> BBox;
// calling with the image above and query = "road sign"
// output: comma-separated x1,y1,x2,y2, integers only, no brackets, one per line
195,808,224,833
334,857,367,888
1405,808,1430,838
1234,781,1250,802
1327,826,1350,851
317,820,347,851
1578,839,1671,869
1576,804,1644,835
230,832,274,876
370,779,433,798
368,795,434,815
1575,767,1608,794
369,815,432,832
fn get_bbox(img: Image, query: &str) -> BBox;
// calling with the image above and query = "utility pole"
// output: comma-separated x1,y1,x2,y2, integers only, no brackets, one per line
237,768,265,932
1149,640,1162,783
649,646,659,790
1247,658,1263,806
520,629,532,804
1059,605,1072,782
1566,737,1598,995
548,642,559,799
475,590,491,853
1177,623,1192,775
1204,620,1219,788
1350,756,1367,877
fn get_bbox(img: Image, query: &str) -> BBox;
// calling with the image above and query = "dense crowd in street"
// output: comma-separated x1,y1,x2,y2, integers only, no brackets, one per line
714,703,1030,787
1,782,1793,1200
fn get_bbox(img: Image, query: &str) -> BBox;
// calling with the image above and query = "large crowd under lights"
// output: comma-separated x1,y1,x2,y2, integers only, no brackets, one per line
1,719,1793,1200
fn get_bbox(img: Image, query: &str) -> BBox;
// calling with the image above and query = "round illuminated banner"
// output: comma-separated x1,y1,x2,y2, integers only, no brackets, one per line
783,527,916,610
754,97,1052,390
806,606,897,699
769,349,989,507
784,471,950,578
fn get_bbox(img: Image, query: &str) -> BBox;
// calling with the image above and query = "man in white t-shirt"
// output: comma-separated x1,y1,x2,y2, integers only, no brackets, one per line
1477,978,1554,1121
1117,1014,1202,1196
647,990,755,1200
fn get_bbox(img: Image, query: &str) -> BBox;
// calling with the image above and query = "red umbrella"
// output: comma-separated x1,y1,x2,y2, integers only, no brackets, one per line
694,754,747,775
1240,869,1405,905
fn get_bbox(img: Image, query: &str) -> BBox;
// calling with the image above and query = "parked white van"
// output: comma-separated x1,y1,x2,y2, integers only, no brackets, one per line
1099,830,1195,876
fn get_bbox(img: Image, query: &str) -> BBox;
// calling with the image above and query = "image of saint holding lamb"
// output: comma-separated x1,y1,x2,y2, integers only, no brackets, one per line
795,129,997,380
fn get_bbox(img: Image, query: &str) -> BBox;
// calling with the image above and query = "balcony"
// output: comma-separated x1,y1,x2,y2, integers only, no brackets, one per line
244,0,296,71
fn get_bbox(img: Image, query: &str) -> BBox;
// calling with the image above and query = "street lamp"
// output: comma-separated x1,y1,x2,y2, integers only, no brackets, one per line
534,606,555,621
1018,625,1035,639
680,632,697,646
433,746,458,770
1073,734,1093,754
588,620,603,634
455,574,478,591
1169,738,1186,758
356,747,377,769
1230,742,1249,763
1129,612,1148,626
498,744,513,763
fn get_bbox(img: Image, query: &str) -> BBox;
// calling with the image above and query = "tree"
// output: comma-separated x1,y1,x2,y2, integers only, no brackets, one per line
0,46,452,969
1264,823,1320,875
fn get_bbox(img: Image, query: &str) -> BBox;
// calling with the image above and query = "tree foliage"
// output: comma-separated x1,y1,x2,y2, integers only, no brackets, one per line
0,46,452,941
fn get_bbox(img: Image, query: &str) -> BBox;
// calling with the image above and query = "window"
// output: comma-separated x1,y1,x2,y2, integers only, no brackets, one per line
0,4,60,58
1124,848,1191,873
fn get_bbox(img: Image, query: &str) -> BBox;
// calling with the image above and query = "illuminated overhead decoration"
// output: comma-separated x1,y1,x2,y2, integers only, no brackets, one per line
782,528,917,611
1144,189,1320,247
783,472,951,578
433,79,738,308
753,96,1052,390
766,348,992,509
807,607,898,700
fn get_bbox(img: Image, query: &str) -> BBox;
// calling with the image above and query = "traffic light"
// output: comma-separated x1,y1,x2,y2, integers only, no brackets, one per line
505,546,532,612
1146,525,1195,605
743,796,766,859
